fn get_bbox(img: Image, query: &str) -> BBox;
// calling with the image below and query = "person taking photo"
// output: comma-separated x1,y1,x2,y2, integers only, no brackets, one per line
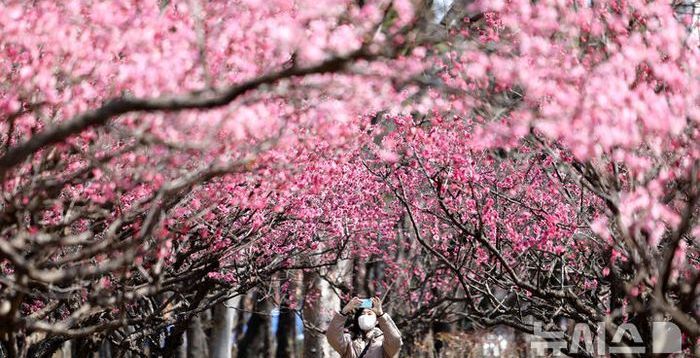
326,296,402,358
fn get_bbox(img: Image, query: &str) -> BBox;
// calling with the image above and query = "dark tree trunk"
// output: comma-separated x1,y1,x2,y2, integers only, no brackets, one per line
276,273,298,358
302,271,325,358
236,292,271,358
232,297,245,356
275,306,296,358
352,258,368,297
72,337,100,358
99,339,112,358
175,333,187,358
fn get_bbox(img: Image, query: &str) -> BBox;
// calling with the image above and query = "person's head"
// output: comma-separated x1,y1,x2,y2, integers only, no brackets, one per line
349,308,377,338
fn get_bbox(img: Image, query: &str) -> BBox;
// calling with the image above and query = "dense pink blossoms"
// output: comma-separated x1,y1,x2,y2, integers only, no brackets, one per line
1,0,699,355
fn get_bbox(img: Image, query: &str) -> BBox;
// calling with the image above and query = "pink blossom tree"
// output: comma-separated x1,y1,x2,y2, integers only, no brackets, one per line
351,0,700,355
0,0,431,355
0,0,699,356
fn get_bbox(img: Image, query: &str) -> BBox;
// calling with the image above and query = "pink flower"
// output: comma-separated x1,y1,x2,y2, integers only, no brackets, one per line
378,149,400,163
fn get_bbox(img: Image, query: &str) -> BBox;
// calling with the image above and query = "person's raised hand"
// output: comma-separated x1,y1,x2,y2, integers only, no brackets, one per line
342,297,362,315
371,296,383,316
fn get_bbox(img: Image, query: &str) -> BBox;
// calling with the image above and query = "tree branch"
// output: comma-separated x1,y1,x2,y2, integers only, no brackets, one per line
0,48,372,175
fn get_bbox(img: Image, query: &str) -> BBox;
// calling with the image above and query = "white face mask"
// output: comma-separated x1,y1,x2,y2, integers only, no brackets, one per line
358,315,377,331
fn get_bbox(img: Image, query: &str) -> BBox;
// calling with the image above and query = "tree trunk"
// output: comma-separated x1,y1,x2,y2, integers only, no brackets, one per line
302,270,325,358
98,340,112,358
60,341,72,358
232,297,245,357
71,337,100,358
352,259,368,297
275,306,297,358
236,292,271,358
302,268,344,358
187,315,208,358
276,272,299,358
209,296,240,358
175,333,187,358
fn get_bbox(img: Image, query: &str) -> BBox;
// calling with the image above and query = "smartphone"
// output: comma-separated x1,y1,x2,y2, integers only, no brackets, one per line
359,298,372,309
